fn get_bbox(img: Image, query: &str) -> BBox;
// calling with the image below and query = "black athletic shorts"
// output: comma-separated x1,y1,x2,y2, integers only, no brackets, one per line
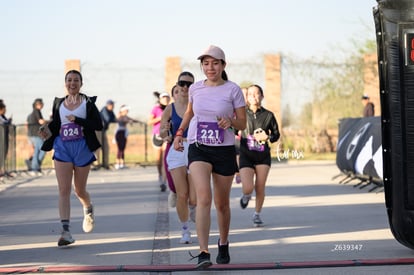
239,141,271,169
188,143,238,176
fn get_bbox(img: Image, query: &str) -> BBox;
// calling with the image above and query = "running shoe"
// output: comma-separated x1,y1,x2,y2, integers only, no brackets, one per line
180,230,192,244
160,183,167,192
240,194,251,209
168,191,177,208
216,239,230,264
189,251,212,270
82,206,95,233
235,174,241,184
189,205,196,223
58,230,75,247
253,213,264,227
159,176,167,192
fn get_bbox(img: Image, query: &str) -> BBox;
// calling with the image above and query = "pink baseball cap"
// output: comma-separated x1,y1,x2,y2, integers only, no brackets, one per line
197,45,226,62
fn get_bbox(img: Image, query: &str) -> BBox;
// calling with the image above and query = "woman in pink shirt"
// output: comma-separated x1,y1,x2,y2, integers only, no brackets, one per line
148,92,170,191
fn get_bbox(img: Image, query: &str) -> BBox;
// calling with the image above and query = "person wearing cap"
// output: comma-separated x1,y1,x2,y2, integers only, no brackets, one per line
98,99,117,169
173,45,246,269
361,94,375,117
148,91,171,191
114,104,139,169
26,98,47,174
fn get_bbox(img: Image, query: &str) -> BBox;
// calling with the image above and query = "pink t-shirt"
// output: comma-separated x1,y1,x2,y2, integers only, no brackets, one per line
188,80,245,146
150,104,163,135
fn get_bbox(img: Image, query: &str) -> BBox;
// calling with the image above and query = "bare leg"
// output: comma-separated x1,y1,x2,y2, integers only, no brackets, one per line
54,160,74,220
212,173,233,244
73,165,92,208
253,165,270,213
240,167,255,196
189,161,212,252
171,166,189,222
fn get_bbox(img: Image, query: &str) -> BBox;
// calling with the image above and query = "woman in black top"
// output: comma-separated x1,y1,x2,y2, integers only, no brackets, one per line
40,70,102,247
238,84,280,227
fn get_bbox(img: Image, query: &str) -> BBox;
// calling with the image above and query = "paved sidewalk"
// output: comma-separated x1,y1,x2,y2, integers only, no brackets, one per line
1,161,414,274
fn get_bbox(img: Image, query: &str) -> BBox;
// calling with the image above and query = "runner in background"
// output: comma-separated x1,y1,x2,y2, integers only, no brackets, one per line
160,72,197,244
148,91,170,191
238,84,280,227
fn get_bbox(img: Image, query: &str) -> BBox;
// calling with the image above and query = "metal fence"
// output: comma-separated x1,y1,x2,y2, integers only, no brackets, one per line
0,124,16,177
0,121,153,178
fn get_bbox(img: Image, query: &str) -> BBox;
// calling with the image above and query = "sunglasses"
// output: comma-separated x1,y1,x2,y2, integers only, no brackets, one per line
177,80,193,87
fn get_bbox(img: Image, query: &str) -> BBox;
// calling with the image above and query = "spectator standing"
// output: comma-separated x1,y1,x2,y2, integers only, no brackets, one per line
99,99,117,169
238,84,280,227
40,70,102,246
114,104,138,169
0,100,12,177
27,98,46,174
173,45,246,269
361,94,375,117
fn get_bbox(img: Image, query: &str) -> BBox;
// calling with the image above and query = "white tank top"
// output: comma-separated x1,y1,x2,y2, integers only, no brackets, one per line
59,99,87,125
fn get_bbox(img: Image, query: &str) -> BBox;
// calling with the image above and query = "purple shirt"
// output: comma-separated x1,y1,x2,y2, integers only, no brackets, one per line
188,80,245,146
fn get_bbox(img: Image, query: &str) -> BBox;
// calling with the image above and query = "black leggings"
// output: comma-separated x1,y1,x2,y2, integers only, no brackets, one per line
115,130,127,159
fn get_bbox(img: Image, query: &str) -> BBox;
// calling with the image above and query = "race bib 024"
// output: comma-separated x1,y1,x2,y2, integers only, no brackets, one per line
60,123,83,141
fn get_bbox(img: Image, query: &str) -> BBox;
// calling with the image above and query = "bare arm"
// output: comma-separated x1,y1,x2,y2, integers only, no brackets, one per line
173,102,194,151
232,106,247,130
147,113,161,126
159,104,172,139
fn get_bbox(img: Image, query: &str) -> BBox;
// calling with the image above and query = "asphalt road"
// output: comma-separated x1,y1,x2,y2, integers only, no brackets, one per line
1,161,414,274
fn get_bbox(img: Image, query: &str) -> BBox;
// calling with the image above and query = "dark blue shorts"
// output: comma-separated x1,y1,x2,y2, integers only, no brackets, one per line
188,143,238,176
53,136,96,167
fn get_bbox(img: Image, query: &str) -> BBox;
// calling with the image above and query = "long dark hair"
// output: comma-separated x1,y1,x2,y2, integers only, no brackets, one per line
65,70,83,85
170,85,177,97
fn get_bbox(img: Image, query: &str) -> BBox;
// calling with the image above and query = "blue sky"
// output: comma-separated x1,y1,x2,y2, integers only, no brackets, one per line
0,0,378,123
1,0,377,70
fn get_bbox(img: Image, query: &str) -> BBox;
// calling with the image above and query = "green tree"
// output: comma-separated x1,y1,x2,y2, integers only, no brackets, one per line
298,37,377,130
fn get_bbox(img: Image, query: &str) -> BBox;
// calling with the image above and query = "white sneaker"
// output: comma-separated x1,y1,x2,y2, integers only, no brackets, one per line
58,230,75,246
189,206,196,223
28,170,42,177
180,230,192,244
114,164,120,170
82,206,95,233
253,214,264,227
168,192,177,208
